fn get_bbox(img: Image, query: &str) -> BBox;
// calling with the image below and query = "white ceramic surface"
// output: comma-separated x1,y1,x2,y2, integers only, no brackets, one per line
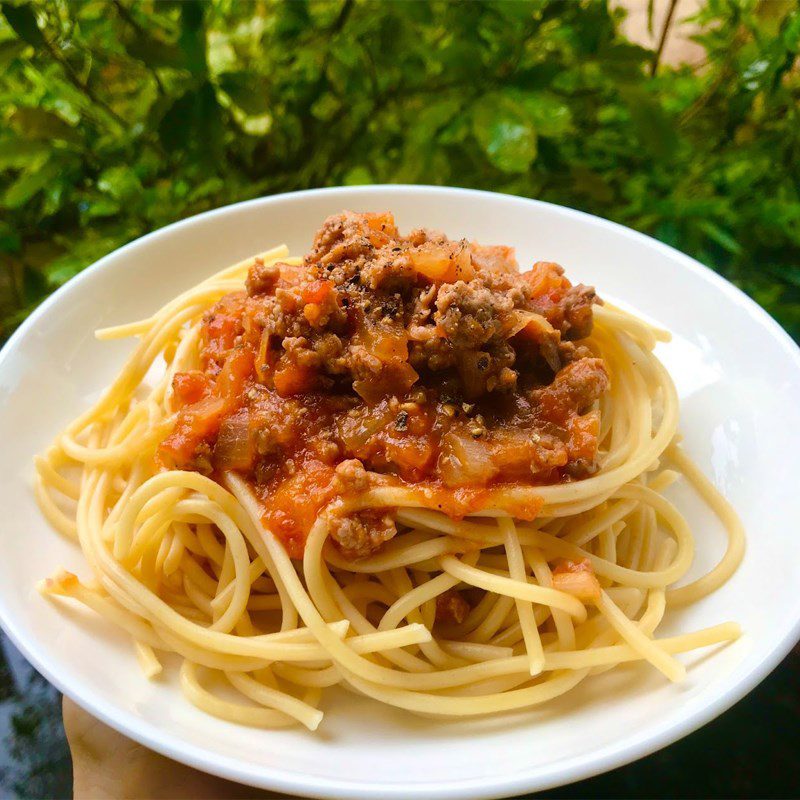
0,186,798,800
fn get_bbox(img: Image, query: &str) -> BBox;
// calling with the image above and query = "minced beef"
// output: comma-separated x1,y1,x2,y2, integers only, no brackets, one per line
245,259,280,296
435,589,471,625
434,282,515,349
245,211,601,404
328,509,397,560
161,211,609,562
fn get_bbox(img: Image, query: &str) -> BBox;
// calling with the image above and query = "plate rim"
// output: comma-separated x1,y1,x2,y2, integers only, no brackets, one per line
1,184,799,800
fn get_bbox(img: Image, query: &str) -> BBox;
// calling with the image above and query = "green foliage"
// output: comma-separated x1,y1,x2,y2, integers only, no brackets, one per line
0,0,798,340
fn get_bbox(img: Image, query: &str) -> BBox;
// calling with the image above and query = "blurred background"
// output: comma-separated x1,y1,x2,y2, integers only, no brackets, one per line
0,0,797,797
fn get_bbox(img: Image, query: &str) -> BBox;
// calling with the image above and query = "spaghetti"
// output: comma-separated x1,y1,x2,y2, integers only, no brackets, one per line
36,212,745,730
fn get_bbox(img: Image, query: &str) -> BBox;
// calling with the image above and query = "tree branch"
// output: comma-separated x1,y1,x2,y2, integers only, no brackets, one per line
651,0,679,77
39,32,127,127
111,0,166,95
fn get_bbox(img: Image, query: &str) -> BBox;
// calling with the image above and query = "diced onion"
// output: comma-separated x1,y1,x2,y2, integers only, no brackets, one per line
213,411,254,471
438,430,498,487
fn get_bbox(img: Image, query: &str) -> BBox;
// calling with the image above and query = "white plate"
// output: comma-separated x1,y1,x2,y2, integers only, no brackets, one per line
1,186,798,799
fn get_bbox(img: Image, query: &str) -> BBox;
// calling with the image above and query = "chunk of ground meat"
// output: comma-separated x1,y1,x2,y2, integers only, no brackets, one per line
405,227,447,247
246,259,280,296
561,284,597,340
563,457,599,480
250,394,309,455
307,211,392,267
454,342,517,397
556,340,593,365
241,212,601,402
435,589,470,625
434,281,514,349
408,336,455,372
305,211,415,291
406,284,438,329
333,458,370,492
535,357,610,421
187,442,213,475
328,510,397,559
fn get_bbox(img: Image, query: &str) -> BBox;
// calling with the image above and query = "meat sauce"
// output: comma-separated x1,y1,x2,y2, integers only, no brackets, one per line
158,212,609,559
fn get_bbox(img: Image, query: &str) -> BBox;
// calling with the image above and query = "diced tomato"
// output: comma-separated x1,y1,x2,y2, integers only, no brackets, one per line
158,395,226,466
302,281,339,326
206,313,239,348
261,460,337,558
409,242,473,283
384,434,436,478
566,411,600,462
159,348,253,469
301,280,334,305
202,293,246,366
273,360,317,396
172,371,212,407
552,558,601,600
522,261,571,299
363,212,399,247
364,211,397,236
216,348,255,405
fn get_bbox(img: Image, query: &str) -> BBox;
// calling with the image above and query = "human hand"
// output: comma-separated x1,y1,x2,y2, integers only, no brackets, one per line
63,696,281,799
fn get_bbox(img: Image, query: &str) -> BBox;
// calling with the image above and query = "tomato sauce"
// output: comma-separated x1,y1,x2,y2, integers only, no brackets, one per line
157,212,609,558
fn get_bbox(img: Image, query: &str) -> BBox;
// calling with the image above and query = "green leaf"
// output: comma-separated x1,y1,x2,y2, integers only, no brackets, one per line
81,197,120,221
490,0,537,24
159,81,223,162
45,233,131,288
274,1,311,38
472,93,537,174
97,166,143,202
0,139,50,170
619,86,678,160
0,2,47,49
124,32,184,69
0,38,29,65
10,108,81,144
697,221,743,255
188,176,225,202
178,0,207,77
217,71,270,115
782,10,800,50
342,165,372,185
516,92,573,137
3,158,62,208
408,99,462,146
310,92,340,122
0,220,21,253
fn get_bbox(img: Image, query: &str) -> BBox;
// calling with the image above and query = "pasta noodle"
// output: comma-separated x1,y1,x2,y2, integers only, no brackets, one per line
35,230,745,730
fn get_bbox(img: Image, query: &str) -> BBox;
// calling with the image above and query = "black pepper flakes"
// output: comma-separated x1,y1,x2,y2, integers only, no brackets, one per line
395,410,409,431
